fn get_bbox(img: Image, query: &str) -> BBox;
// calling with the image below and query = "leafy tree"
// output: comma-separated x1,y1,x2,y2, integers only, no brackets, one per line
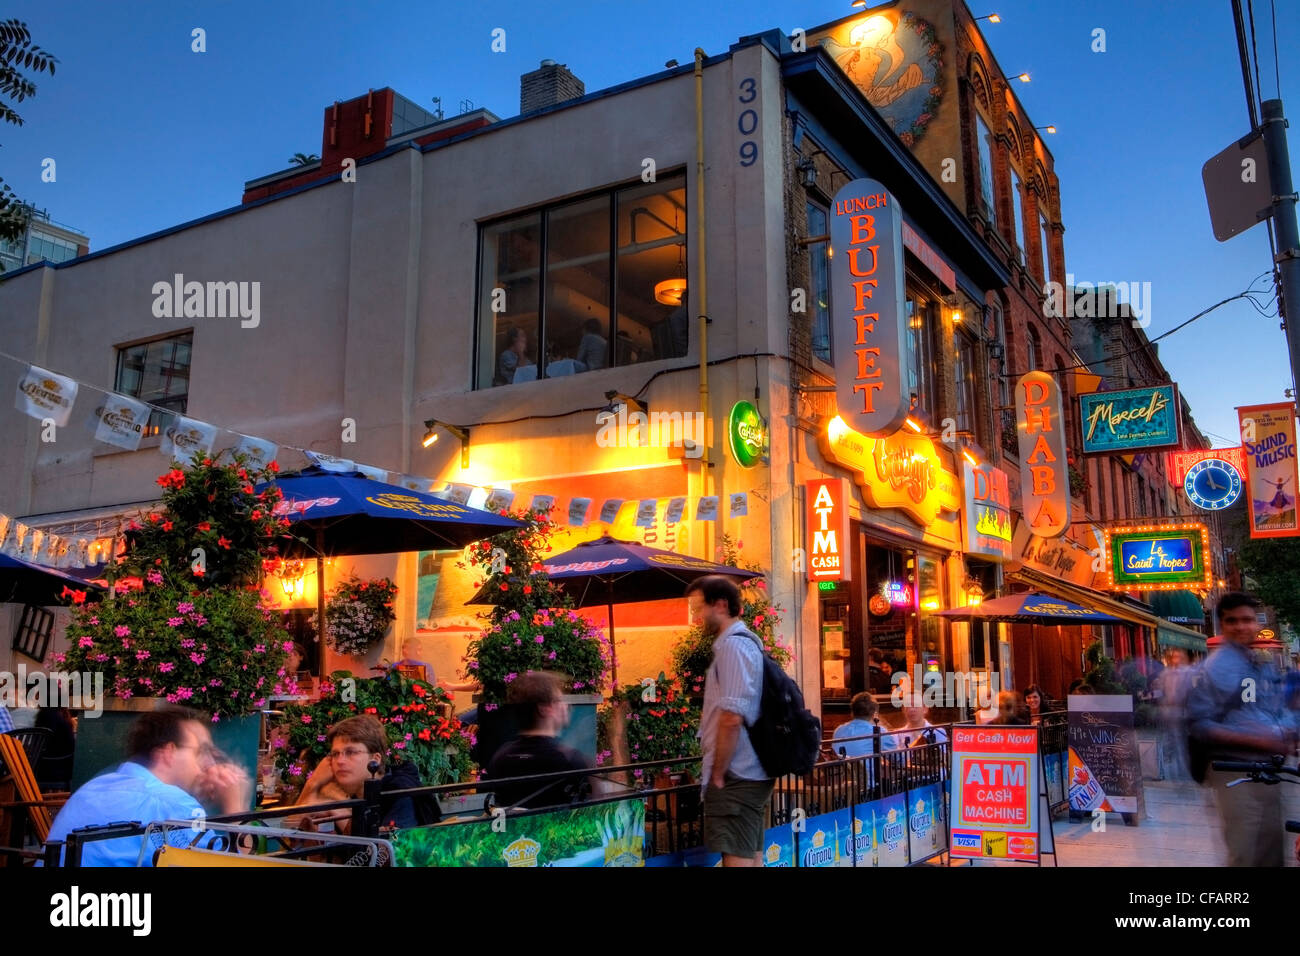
0,19,56,245
1237,537,1300,631
288,152,320,166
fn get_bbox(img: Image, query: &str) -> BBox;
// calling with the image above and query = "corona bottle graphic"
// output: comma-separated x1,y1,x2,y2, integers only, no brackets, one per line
871,808,879,866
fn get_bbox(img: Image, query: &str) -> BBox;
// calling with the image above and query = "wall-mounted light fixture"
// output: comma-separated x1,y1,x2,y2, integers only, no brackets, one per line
603,391,649,416
1036,124,1057,134
974,13,1001,24
1015,72,1031,83
422,420,470,468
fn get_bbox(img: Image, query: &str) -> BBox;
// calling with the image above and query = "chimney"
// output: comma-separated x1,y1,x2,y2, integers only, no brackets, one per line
520,59,585,114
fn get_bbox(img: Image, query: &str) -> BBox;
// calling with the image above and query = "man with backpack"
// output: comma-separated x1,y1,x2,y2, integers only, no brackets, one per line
687,575,774,867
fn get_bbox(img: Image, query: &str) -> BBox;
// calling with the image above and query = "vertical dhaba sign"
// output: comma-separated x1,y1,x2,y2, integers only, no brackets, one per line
1237,402,1300,538
1015,371,1070,538
829,179,909,437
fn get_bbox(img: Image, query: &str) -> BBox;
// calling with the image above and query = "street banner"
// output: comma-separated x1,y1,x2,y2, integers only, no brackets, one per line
353,463,388,482
1014,371,1070,538
483,489,516,514
762,821,795,867
906,782,947,863
949,725,1040,862
635,499,657,527
92,393,150,451
829,179,909,436
443,484,473,506
598,499,624,523
1079,384,1180,453
232,434,278,470
302,450,355,472
1067,695,1144,818
665,497,686,524
800,809,853,867
695,496,719,521
1238,402,1300,538
856,793,909,867
568,497,592,526
728,492,748,518
160,416,218,461
392,799,645,867
15,364,78,427
530,494,555,514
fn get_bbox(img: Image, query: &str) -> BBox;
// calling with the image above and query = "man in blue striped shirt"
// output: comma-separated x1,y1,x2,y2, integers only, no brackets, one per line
688,575,774,867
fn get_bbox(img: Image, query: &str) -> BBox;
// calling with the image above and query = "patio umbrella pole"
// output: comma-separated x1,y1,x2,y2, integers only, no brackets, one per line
316,526,327,651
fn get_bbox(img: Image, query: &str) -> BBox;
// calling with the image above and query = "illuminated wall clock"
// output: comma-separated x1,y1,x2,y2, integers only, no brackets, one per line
1184,457,1243,511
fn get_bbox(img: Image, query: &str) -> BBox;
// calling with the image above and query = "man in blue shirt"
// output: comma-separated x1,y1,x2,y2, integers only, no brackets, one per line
46,707,249,866
0,704,13,734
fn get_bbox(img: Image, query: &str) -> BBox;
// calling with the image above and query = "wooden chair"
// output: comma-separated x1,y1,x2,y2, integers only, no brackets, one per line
0,731,70,863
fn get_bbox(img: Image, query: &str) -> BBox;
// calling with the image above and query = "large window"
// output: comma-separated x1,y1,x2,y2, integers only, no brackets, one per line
476,173,687,387
26,231,78,265
905,282,938,415
1026,325,1040,372
806,200,831,363
954,330,977,438
115,332,193,436
975,114,997,227
1039,212,1052,284
1009,168,1026,265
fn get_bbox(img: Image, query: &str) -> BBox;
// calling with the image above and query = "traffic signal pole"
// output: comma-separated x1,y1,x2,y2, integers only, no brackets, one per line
1260,99,1300,396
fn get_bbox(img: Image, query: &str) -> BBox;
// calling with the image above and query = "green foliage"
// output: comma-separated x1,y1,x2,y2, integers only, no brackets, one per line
288,152,319,166
1237,537,1300,632
121,451,287,590
669,534,790,693
0,20,57,248
58,454,291,718
597,672,700,780
270,670,475,791
460,508,609,703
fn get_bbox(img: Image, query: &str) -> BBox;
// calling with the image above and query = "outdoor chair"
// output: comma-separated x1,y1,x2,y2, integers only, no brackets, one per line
0,730,70,864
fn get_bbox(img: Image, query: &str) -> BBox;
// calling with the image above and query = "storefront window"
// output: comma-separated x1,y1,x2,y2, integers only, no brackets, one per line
476,173,687,387
905,286,937,414
864,543,915,696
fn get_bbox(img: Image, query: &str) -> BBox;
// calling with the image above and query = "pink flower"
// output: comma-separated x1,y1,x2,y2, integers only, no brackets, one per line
282,640,294,652
301,714,312,724
317,735,327,742
167,617,184,627
89,615,99,625
547,650,557,660
135,650,151,661
189,653,206,665
534,635,545,644
253,644,267,654
146,569,163,586
114,625,131,638
77,636,95,648
177,602,195,614
180,638,196,649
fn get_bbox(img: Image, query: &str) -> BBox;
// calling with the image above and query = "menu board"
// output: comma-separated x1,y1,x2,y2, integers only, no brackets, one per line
1066,695,1145,819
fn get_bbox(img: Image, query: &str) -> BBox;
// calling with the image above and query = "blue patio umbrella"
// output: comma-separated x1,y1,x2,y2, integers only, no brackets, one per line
932,592,1122,624
257,467,525,638
468,535,761,684
0,553,107,606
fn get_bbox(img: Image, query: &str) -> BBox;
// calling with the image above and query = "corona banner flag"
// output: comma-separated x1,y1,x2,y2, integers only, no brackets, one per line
1238,403,1300,538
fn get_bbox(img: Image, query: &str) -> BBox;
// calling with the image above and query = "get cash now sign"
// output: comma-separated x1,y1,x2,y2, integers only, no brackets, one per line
949,726,1040,862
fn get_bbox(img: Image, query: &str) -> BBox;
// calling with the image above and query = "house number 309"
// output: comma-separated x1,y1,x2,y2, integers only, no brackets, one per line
738,77,758,167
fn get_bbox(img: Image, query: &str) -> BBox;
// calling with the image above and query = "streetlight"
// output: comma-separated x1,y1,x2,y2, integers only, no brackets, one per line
1015,72,1031,83
974,13,1001,23
1036,124,1057,134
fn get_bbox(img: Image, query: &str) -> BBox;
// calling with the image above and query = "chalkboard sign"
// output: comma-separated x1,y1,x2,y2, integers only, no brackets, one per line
1066,695,1145,822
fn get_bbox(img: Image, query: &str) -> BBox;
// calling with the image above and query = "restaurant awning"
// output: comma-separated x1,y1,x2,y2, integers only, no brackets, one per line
1157,623,1208,653
1008,568,1159,628
1148,590,1207,629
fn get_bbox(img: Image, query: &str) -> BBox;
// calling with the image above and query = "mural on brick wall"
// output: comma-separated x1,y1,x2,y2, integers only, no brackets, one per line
818,11,945,146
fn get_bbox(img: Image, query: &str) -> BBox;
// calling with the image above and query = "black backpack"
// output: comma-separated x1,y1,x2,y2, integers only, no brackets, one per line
744,637,822,778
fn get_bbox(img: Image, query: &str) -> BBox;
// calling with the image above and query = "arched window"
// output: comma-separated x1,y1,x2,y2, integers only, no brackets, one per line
1026,325,1041,372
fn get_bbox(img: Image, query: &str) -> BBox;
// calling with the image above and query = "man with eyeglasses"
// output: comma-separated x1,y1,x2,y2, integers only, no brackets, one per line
45,706,250,866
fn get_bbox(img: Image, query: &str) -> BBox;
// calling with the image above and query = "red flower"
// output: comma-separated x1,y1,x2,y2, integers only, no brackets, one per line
364,707,378,714
60,586,86,605
269,461,280,472
523,585,532,594
412,684,426,698
218,536,232,549
499,583,508,591
418,728,432,741
192,567,205,577
251,511,263,521
197,521,212,532
161,520,173,532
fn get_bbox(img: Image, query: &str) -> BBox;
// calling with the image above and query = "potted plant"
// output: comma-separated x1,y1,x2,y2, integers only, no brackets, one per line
312,575,398,656
268,669,475,800
460,508,610,764
57,452,293,796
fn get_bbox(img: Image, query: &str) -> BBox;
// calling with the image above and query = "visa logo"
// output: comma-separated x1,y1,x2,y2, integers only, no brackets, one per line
953,833,980,848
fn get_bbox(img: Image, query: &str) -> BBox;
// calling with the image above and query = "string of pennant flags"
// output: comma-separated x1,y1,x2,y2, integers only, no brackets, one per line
3,353,753,572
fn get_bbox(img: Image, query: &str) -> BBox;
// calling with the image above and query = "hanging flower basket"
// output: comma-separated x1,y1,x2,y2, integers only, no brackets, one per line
313,575,398,655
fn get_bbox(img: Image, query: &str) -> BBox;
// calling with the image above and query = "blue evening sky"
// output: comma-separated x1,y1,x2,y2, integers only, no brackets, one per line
4,0,1296,445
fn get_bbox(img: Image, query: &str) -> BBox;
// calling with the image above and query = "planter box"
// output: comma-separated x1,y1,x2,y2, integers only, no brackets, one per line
71,697,262,810
472,694,602,767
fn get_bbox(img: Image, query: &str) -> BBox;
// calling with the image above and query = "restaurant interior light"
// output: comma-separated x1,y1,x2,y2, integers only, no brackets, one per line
654,277,687,306
422,419,471,468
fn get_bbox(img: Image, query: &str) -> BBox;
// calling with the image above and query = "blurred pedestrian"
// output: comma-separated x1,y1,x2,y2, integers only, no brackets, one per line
1187,592,1298,867
1154,649,1193,781
989,691,1030,726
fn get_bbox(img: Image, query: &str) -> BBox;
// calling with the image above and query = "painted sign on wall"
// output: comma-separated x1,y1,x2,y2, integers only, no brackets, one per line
1015,371,1070,538
1079,384,1180,454
1102,525,1211,591
829,179,908,436
1238,403,1300,539
963,462,1012,561
823,416,961,530
806,477,852,583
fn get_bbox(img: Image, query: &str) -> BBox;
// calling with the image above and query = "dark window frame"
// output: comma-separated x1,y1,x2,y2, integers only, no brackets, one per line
114,330,194,437
12,604,55,663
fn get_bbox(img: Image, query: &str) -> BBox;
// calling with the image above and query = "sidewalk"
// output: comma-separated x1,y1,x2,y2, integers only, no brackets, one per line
1050,778,1226,866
